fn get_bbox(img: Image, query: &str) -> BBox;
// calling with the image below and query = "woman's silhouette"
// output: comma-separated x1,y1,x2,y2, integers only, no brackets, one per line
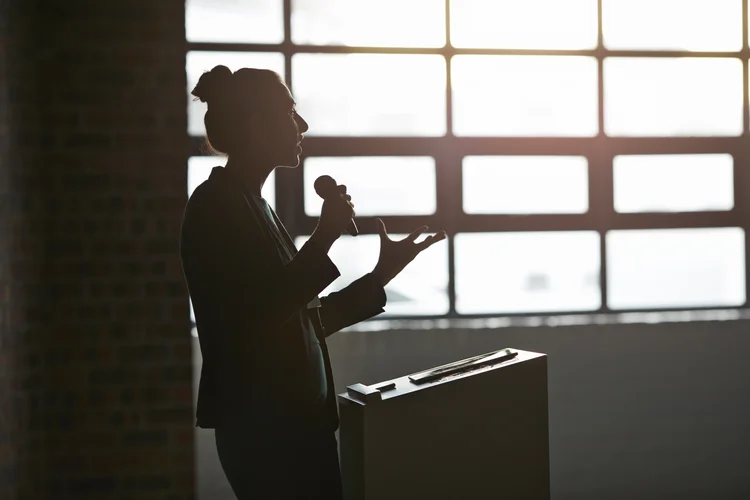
180,65,445,499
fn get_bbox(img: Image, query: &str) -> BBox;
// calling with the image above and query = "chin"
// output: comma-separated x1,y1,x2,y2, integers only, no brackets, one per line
277,156,301,168
275,145,302,167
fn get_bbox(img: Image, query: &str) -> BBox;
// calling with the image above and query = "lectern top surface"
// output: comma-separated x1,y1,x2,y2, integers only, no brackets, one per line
339,348,545,406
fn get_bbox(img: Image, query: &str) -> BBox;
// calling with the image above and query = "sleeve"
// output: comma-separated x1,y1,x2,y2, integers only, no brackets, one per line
318,272,387,336
182,184,341,335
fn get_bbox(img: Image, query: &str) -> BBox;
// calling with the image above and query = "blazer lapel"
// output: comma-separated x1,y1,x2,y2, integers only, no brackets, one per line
213,166,293,264
270,209,298,258
258,202,294,262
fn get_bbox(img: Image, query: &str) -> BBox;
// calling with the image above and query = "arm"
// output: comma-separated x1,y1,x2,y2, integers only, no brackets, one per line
318,272,387,336
182,184,340,335
317,217,449,335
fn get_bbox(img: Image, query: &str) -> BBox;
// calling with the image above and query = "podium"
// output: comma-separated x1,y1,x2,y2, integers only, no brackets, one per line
338,348,549,500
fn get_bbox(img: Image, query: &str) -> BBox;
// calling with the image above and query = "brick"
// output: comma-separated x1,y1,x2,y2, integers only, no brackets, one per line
146,408,192,425
162,365,192,383
89,368,137,386
117,344,170,363
122,430,169,447
67,476,117,495
0,1,194,497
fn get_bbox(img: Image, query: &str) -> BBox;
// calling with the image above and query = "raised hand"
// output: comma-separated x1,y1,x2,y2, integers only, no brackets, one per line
371,218,447,287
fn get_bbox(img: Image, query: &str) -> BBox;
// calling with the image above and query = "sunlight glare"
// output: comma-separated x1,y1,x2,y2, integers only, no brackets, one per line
603,0,742,51
451,0,598,49
452,55,598,136
292,0,445,47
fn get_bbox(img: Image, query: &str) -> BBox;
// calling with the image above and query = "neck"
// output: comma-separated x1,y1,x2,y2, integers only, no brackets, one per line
225,155,274,197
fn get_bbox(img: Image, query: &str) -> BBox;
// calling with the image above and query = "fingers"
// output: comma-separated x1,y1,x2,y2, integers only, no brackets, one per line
343,195,354,210
374,220,446,247
342,198,355,218
405,225,429,242
320,187,355,236
415,230,447,251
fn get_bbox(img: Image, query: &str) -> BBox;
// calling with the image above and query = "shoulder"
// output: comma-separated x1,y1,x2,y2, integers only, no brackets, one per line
180,169,274,261
185,168,244,219
183,168,256,239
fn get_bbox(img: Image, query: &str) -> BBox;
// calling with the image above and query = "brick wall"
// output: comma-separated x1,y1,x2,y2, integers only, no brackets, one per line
0,1,194,498
0,0,19,496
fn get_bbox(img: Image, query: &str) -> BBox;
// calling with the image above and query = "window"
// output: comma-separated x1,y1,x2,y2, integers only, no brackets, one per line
606,228,746,310
450,0,598,50
303,157,436,216
455,231,601,314
292,54,446,137
602,0,742,51
613,154,734,213
186,0,283,43
604,58,743,137
187,0,749,319
452,56,598,137
291,0,445,48
463,156,589,214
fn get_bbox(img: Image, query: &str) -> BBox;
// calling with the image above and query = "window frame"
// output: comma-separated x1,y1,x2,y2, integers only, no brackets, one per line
187,0,750,320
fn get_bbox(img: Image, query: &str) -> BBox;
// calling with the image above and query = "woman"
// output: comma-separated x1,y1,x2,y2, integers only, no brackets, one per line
180,65,446,499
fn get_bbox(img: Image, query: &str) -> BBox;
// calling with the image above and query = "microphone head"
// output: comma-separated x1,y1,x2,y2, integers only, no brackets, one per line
314,175,337,199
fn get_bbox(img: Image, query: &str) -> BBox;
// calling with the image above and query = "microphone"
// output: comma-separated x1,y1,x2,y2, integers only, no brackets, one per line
314,175,358,236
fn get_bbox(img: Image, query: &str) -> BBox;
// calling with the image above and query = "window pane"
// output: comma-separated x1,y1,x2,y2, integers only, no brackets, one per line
186,0,283,43
292,54,446,136
187,51,285,137
604,58,743,137
187,157,275,208
296,235,449,316
292,0,445,47
463,156,588,214
603,0,742,51
304,157,436,216
614,154,734,213
607,228,746,309
450,0,597,49
452,56,598,137
455,232,601,314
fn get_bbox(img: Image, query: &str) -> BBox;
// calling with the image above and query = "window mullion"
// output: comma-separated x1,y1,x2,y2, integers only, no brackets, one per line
595,2,608,313
589,138,615,313
743,0,749,305
434,141,462,316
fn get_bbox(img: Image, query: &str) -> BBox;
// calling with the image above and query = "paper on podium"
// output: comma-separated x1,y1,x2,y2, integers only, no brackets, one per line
338,348,550,500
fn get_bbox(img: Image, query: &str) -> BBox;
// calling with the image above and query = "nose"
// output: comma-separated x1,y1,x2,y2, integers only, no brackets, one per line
295,113,309,134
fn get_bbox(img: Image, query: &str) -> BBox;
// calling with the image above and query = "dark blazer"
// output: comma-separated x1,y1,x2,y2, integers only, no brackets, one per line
180,166,386,432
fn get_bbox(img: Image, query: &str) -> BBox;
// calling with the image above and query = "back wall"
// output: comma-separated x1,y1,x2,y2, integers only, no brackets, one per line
195,318,750,500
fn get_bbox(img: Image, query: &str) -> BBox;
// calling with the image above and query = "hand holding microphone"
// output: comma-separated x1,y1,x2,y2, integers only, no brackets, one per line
312,175,358,247
312,175,447,288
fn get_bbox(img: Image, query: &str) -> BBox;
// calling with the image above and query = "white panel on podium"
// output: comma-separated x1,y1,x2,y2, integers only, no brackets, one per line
338,348,549,500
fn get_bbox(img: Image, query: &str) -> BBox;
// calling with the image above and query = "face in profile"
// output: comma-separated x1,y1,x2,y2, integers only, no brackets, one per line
247,76,309,168
195,66,310,169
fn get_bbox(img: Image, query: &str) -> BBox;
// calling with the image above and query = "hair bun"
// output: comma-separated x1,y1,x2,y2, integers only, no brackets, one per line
191,65,233,104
